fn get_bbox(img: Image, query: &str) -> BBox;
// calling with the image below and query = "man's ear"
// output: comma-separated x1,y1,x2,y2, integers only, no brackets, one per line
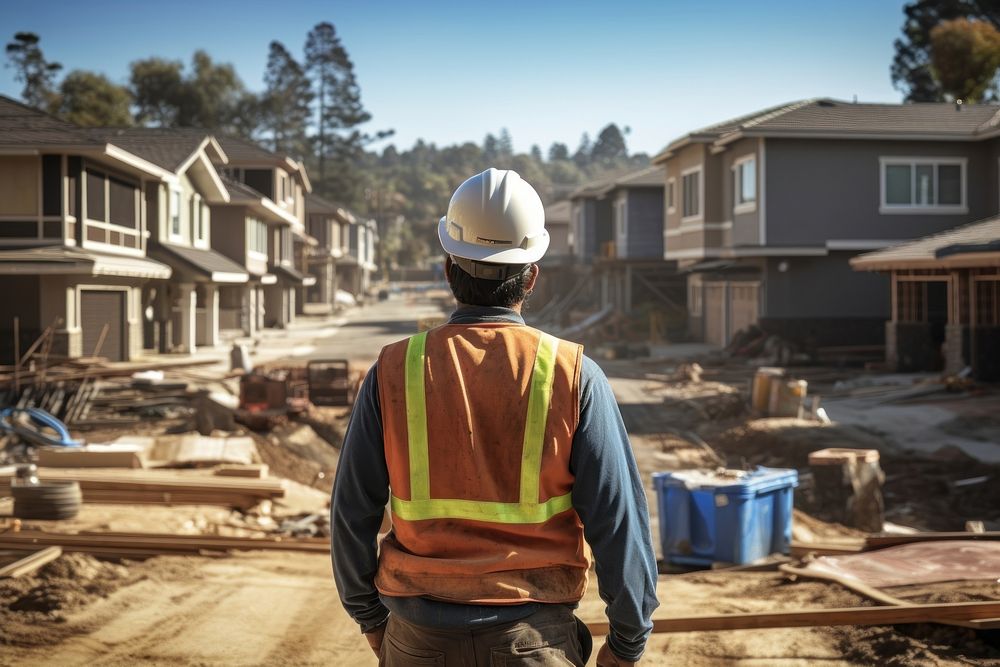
526,264,539,292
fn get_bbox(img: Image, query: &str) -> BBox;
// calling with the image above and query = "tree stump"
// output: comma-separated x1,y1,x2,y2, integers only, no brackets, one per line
809,448,885,533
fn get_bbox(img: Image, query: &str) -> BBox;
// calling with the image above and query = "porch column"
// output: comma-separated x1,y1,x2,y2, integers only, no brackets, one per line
244,286,257,337
198,285,219,348
287,287,296,326
177,283,196,354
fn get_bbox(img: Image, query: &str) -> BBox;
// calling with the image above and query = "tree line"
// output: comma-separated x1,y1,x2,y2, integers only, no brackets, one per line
4,28,646,269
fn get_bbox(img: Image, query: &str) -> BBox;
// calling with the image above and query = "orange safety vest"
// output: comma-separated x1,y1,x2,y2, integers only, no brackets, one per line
374,322,590,605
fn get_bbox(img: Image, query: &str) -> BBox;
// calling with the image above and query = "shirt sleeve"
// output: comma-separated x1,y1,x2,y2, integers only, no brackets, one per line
330,363,391,633
570,356,659,662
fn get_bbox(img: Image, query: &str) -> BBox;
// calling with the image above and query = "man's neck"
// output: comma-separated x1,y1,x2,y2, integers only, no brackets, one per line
457,301,524,314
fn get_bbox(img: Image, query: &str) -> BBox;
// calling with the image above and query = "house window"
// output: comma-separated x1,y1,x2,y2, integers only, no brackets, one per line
880,158,966,212
198,202,208,242
170,189,182,237
248,218,267,255
734,156,756,213
86,169,106,222
666,178,676,213
108,176,137,228
682,168,701,220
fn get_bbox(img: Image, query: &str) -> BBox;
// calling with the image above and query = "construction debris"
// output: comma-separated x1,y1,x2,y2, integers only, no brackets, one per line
0,546,62,579
808,448,885,532
0,468,285,509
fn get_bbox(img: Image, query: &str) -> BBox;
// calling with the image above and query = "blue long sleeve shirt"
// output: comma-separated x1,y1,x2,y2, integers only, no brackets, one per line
331,306,659,661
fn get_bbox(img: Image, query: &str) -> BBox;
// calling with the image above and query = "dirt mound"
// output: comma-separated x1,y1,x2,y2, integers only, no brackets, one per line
1,553,133,646
250,420,341,492
836,624,1000,666
713,418,888,468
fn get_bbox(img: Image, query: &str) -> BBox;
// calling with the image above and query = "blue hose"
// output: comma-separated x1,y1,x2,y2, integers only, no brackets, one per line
0,407,83,448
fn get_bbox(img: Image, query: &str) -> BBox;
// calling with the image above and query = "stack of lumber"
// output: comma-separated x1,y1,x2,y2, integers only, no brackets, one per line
0,529,327,560
0,468,284,509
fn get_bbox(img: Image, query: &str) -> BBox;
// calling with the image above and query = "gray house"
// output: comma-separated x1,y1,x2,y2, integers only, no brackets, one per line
654,98,1000,348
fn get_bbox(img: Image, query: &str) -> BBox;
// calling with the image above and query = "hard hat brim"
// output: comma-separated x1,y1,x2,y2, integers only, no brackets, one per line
438,217,549,265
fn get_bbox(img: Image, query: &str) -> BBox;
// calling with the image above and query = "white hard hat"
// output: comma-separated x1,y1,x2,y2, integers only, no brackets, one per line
438,168,549,265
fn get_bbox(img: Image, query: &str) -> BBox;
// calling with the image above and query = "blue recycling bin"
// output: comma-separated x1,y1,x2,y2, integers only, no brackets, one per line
653,467,798,566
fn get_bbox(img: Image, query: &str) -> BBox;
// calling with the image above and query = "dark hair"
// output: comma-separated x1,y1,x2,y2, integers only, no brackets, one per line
447,261,532,308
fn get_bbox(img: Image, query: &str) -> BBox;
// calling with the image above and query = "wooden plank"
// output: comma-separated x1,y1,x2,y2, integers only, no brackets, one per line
0,530,329,555
866,532,1000,549
584,601,1000,636
0,469,284,499
790,541,865,557
0,546,62,578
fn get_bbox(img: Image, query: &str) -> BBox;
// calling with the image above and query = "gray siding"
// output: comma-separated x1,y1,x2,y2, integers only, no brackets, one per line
764,252,888,319
765,138,998,246
625,188,664,258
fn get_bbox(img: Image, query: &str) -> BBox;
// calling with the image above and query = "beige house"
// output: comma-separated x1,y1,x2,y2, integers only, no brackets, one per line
304,192,353,310
87,129,247,353
214,136,313,328
0,96,175,362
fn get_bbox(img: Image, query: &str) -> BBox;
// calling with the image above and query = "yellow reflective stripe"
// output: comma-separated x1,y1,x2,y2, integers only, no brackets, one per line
519,332,558,504
391,492,573,524
405,332,430,501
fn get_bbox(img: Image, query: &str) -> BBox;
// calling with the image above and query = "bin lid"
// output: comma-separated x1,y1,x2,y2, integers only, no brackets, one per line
654,466,798,496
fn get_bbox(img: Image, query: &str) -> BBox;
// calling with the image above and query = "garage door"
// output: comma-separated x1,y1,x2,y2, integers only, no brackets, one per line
81,290,126,361
704,283,726,347
729,283,760,340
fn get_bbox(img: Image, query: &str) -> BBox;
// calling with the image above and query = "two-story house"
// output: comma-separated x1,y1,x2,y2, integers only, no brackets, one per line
213,135,313,329
654,98,1000,349
338,216,377,299
304,192,355,311
0,96,176,362
86,129,247,353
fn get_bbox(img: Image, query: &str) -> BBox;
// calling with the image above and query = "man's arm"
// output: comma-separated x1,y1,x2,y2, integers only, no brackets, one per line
330,365,391,634
570,356,659,663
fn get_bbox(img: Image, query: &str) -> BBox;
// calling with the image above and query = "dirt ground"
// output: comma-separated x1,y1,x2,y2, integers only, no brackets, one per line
4,306,1000,664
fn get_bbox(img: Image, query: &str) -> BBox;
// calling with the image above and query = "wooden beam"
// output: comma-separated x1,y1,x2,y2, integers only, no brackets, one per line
0,546,62,578
584,601,1000,636
0,529,329,555
866,532,1000,549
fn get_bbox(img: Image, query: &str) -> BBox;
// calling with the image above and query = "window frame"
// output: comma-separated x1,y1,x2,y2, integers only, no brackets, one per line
681,165,703,222
733,154,757,214
666,177,676,214
879,157,967,214
169,187,183,241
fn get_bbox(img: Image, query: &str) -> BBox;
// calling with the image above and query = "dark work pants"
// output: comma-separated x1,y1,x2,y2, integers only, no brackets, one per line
379,604,593,666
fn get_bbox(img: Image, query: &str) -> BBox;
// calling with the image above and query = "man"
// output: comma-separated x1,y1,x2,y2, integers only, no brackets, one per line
332,168,658,666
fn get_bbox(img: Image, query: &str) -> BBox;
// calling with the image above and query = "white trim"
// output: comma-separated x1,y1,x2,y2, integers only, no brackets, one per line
102,144,171,180
827,239,901,251
878,156,967,213
210,271,249,284
759,139,766,245
680,165,704,222
260,273,278,285
732,154,757,215
169,186,184,243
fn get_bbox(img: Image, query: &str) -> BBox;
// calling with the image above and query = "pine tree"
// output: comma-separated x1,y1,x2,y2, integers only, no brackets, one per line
573,132,592,168
548,142,569,161
591,123,628,165
305,22,390,197
5,32,62,111
262,41,313,157
530,144,543,162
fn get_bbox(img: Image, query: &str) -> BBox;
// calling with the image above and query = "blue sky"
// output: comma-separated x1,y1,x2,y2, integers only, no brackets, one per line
0,0,908,156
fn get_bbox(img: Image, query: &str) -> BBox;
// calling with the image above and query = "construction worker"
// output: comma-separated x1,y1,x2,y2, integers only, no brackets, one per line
332,168,658,666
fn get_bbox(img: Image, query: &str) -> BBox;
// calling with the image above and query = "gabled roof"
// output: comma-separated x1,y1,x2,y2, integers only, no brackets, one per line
220,176,299,227
150,244,248,283
85,127,227,172
654,98,1000,163
0,95,103,148
215,135,312,193
568,166,662,199
305,192,356,223
544,200,571,225
852,216,1000,271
